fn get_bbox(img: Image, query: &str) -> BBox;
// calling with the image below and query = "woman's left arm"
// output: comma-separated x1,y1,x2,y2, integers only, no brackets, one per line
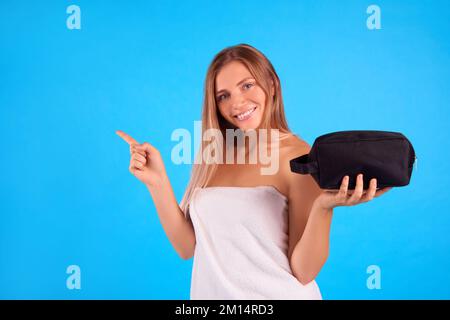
286,166,332,286
288,168,392,285
288,194,333,285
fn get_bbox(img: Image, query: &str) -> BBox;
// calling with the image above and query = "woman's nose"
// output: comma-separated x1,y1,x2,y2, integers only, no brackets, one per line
230,92,246,108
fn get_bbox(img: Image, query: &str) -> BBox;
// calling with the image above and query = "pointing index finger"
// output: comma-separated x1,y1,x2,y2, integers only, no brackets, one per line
116,130,139,146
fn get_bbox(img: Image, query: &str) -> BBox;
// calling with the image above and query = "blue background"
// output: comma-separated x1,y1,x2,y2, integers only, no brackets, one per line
1,0,449,299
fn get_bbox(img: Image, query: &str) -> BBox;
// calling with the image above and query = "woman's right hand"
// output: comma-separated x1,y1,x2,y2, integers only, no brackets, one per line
116,130,167,187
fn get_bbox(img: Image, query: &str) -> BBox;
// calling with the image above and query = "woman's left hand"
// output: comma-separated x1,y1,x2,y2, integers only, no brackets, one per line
314,173,393,211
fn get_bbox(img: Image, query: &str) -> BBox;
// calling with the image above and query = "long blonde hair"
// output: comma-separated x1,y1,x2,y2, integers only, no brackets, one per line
179,43,295,216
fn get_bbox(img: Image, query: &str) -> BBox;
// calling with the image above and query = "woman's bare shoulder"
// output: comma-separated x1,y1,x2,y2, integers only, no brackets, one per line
279,133,311,154
276,134,312,188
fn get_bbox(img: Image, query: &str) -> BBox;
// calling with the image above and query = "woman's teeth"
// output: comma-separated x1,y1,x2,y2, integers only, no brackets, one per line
235,107,257,121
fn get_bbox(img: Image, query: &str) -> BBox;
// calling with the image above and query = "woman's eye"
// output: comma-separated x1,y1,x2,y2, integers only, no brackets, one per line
217,94,227,102
243,82,254,89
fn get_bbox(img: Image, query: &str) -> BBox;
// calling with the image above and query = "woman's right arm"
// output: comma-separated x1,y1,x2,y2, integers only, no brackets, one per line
116,130,196,260
146,174,196,260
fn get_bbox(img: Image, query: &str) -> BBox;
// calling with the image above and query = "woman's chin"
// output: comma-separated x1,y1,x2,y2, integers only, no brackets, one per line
233,117,261,132
235,123,256,132
241,126,258,132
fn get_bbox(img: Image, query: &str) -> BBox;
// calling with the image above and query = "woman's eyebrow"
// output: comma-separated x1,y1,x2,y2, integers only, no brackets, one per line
216,77,254,95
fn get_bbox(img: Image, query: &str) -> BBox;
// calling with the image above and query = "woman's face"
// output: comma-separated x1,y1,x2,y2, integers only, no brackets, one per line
215,61,270,132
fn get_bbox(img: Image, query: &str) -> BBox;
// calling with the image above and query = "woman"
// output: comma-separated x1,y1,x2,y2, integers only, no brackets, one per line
116,44,392,299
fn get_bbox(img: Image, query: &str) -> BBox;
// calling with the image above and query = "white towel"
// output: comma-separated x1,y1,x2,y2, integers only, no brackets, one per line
187,186,322,300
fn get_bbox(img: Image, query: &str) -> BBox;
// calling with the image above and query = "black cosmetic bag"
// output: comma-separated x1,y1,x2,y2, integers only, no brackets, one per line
290,130,417,190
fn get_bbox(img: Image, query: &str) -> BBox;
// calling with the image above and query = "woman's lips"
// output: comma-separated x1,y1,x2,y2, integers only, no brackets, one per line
234,106,257,121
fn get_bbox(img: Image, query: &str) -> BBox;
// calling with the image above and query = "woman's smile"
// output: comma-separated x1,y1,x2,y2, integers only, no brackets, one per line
233,105,257,121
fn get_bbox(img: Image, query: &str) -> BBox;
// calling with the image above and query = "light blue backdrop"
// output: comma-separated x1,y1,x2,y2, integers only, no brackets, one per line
1,0,449,299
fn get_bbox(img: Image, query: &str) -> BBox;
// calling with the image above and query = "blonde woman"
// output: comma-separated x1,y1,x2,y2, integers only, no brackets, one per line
116,44,392,300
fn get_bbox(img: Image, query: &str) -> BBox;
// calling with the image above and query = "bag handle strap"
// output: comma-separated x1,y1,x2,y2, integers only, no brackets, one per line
290,154,318,174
